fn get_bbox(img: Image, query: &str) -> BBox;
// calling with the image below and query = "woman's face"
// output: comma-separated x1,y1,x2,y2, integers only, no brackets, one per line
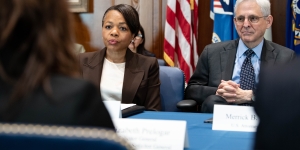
128,31,143,52
102,10,134,52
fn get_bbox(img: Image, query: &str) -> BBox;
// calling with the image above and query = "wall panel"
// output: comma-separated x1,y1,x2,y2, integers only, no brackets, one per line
270,0,286,46
73,0,286,57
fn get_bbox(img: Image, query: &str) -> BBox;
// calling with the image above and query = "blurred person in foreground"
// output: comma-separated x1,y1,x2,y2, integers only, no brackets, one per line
128,25,156,57
78,4,161,111
254,58,300,150
0,0,114,130
185,0,295,113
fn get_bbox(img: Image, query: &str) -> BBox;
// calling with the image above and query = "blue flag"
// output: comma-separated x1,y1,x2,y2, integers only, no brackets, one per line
286,0,300,54
211,0,238,43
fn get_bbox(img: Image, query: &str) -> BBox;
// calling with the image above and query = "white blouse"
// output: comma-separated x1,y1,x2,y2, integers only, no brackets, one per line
100,58,125,101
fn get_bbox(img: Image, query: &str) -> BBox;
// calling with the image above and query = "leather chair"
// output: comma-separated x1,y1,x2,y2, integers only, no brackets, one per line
177,86,199,112
176,100,198,112
159,66,185,111
157,59,166,66
0,123,134,150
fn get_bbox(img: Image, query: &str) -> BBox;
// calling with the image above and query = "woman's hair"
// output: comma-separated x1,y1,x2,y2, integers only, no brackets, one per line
0,0,79,100
102,4,140,37
234,0,271,16
136,25,146,54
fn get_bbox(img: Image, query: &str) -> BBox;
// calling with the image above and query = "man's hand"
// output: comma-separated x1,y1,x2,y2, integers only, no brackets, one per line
216,80,253,104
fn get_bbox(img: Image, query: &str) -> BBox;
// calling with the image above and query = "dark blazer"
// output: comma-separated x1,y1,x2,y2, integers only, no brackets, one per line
137,48,156,57
0,75,115,130
78,48,161,111
254,58,300,150
185,39,296,104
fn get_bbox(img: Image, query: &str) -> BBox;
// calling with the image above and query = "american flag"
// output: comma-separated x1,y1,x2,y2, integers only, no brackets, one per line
164,0,198,82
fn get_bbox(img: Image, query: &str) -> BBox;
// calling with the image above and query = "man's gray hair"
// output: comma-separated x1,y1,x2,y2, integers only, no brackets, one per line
234,0,271,16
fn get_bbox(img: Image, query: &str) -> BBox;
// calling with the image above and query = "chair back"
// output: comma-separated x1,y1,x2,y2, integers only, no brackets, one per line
157,59,166,66
0,123,134,150
159,66,185,111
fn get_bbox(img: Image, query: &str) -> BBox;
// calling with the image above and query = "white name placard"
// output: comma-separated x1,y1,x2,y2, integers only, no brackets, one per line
113,119,189,150
121,103,136,110
103,101,121,119
212,105,259,132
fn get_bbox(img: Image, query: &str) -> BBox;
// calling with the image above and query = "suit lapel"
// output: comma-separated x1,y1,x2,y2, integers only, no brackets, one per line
122,49,144,103
221,40,238,80
82,48,106,89
82,48,144,103
219,39,276,81
261,39,276,66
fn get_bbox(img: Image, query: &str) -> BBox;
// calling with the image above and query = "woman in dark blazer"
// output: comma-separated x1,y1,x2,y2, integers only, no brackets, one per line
78,4,161,111
0,0,114,130
128,25,156,57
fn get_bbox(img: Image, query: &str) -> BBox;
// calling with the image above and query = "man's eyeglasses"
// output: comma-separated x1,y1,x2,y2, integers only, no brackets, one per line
234,15,268,24
135,34,143,39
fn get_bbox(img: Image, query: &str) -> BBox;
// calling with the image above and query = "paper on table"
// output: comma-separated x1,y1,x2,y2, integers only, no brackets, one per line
114,119,189,150
121,103,136,110
212,105,258,132
103,101,121,118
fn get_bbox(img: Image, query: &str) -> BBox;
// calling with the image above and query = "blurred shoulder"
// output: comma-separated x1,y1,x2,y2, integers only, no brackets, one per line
50,74,98,96
266,40,294,53
262,57,300,77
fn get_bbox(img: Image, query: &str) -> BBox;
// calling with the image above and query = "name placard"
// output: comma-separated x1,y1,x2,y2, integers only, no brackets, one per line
103,101,121,118
212,105,259,132
113,119,189,150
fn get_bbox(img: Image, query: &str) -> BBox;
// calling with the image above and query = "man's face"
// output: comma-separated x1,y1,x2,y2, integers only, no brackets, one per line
234,1,272,48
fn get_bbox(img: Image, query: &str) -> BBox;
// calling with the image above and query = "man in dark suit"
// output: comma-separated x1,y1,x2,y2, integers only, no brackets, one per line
185,0,295,113
254,58,300,149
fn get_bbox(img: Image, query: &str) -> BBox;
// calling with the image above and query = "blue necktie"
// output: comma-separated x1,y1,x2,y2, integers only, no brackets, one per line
240,49,255,90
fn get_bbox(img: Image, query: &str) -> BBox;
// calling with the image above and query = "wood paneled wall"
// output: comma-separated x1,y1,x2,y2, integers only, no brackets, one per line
73,0,166,57
270,0,286,47
73,0,287,58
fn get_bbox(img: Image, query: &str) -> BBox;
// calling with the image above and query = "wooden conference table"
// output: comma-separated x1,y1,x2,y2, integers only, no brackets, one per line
129,111,255,150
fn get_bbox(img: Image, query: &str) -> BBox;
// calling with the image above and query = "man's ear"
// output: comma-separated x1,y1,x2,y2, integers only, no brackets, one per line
266,15,273,28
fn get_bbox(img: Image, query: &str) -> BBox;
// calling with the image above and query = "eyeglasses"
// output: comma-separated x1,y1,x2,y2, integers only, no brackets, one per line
135,34,143,40
234,15,268,24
